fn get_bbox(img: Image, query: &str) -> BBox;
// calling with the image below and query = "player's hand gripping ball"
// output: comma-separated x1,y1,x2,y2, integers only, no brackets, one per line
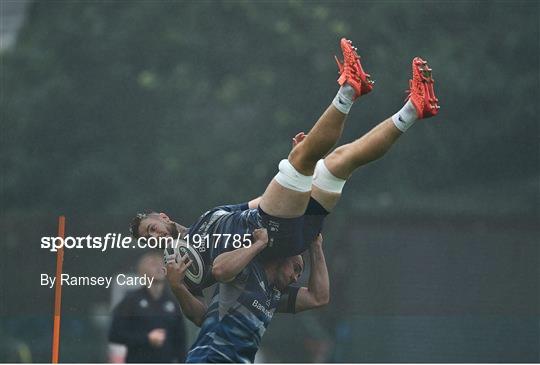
164,238,205,286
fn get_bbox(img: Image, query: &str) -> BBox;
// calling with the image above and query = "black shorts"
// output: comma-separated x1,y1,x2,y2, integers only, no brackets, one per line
258,197,329,260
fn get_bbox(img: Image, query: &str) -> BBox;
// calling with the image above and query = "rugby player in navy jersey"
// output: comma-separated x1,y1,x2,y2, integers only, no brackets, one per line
165,229,328,363
131,37,440,294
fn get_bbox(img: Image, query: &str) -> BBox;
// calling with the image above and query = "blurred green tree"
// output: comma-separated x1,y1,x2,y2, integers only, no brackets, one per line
1,0,538,220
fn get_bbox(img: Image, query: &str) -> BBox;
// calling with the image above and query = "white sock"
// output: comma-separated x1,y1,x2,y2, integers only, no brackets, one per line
391,100,418,132
332,84,355,114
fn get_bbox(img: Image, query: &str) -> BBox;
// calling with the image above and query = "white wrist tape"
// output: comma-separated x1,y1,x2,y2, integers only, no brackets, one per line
274,159,313,192
312,159,346,193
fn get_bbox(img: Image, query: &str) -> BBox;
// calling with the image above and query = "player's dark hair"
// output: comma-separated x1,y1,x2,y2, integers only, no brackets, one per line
130,211,158,239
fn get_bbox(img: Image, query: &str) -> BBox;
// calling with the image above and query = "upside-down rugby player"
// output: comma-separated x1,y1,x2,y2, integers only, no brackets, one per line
131,37,440,299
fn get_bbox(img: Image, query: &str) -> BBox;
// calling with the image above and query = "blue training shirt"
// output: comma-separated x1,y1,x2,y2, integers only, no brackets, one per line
184,198,327,293
184,203,262,292
186,259,299,363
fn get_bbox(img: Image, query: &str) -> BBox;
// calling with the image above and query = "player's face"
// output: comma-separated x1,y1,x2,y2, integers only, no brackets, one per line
138,214,178,238
276,255,303,290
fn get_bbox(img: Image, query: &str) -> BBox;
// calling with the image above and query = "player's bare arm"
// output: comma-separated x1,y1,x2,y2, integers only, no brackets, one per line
212,228,269,283
165,253,207,327
294,234,330,312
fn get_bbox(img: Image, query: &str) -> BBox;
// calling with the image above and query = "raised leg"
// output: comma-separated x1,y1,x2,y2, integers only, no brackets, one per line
312,56,441,212
259,105,347,218
259,38,373,218
289,105,347,175
306,118,400,213
324,118,401,179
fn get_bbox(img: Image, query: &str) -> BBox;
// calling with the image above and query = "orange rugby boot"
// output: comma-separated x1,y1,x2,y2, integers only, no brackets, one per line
406,57,440,118
334,38,374,99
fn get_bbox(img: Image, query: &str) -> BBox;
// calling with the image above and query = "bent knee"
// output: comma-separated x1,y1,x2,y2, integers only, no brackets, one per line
275,159,313,193
288,147,317,175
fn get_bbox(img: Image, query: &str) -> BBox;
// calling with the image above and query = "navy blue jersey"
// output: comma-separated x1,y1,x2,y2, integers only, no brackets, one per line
186,259,299,363
184,203,261,292
187,202,261,258
185,198,328,293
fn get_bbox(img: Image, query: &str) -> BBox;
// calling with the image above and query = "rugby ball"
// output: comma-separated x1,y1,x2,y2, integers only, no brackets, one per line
164,239,206,286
